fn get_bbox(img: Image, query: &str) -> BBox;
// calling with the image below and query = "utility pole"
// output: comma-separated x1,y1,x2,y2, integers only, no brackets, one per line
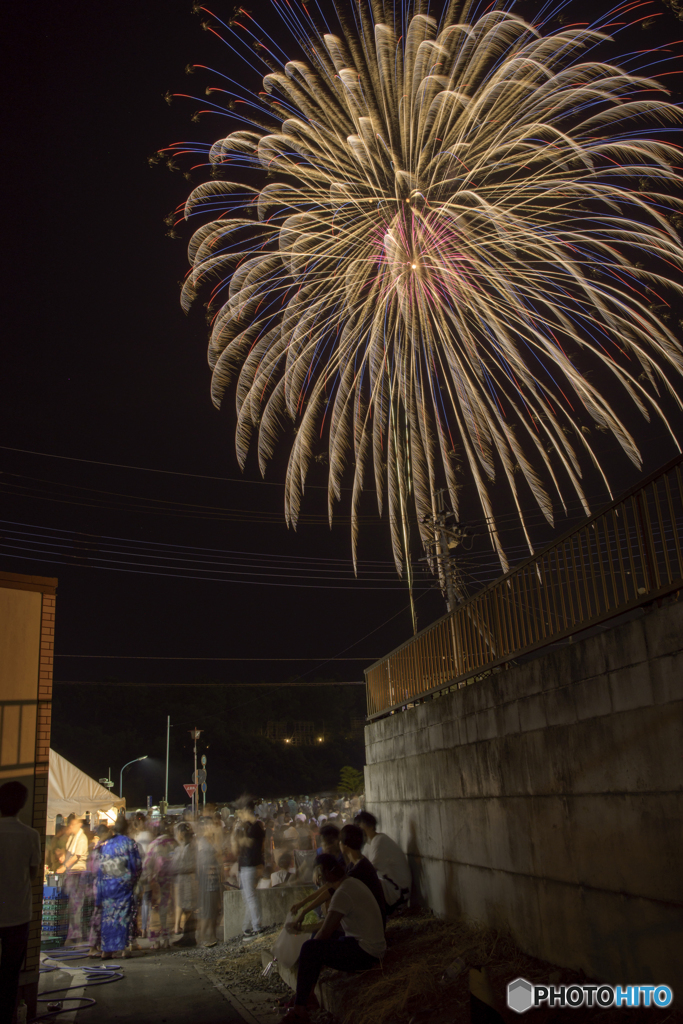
434,489,457,613
160,716,170,816
422,489,474,613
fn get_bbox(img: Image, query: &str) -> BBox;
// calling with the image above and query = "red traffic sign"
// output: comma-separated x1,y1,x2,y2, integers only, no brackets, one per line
183,784,197,797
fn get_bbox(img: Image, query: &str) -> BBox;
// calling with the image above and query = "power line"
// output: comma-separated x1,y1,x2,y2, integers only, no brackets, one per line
0,548,432,590
54,655,377,661
0,467,625,540
0,518,516,590
0,445,286,486
52,680,366,686
0,444,363,492
0,519,395,566
0,473,383,525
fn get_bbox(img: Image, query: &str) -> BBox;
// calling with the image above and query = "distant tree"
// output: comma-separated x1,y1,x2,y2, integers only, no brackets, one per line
338,765,365,794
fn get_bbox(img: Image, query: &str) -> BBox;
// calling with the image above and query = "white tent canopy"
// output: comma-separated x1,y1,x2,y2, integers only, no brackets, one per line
47,748,125,834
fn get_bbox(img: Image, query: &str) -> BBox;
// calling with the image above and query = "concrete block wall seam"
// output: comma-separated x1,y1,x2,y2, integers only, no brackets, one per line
410,848,683,913
650,651,683,706
603,618,648,673
642,600,683,659
543,685,578,728
517,692,548,733
608,662,654,714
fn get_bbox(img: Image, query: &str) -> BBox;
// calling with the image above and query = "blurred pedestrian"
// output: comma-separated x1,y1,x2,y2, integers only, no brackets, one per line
197,819,221,947
86,824,111,957
0,781,42,1024
234,798,265,939
142,821,176,949
45,817,68,874
57,815,88,944
172,823,198,947
97,814,142,959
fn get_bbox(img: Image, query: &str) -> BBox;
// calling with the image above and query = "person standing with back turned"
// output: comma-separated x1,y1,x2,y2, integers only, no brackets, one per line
0,781,42,1024
234,797,266,940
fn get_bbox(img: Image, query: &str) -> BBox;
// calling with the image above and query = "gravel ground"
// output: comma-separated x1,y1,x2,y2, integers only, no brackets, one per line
171,927,288,995
171,929,295,1024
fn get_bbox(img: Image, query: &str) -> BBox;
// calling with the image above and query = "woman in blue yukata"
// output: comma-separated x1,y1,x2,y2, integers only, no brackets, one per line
96,813,142,959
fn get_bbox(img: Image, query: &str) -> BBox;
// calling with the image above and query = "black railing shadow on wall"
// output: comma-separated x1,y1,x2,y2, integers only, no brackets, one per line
365,455,683,719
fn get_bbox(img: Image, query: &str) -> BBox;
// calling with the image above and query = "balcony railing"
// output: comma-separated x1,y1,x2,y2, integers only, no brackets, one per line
365,454,683,719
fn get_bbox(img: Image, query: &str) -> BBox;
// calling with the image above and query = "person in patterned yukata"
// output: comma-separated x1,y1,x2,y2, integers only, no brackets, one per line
86,825,112,957
141,821,177,949
97,814,142,959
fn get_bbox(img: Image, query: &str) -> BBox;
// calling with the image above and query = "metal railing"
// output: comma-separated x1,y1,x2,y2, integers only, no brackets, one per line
365,454,683,719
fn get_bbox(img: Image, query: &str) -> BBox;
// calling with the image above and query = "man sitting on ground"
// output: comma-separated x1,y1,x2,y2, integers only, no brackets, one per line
339,824,386,925
271,851,297,887
315,824,344,865
289,823,385,927
355,811,411,914
282,855,385,1023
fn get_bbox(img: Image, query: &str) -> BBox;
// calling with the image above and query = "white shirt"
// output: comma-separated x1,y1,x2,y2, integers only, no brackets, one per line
365,832,411,905
271,868,295,886
135,829,153,858
328,876,386,959
65,829,88,870
0,817,42,926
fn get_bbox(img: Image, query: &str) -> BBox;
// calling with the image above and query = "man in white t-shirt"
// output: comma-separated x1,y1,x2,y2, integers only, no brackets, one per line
0,780,42,1024
282,855,385,1023
356,811,411,913
56,814,89,944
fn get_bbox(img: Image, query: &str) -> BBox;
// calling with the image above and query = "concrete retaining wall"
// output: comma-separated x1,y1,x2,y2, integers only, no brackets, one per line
222,885,314,941
364,599,683,988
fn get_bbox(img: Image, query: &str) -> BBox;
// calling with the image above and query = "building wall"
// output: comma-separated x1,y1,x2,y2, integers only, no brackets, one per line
0,571,57,1010
364,598,683,988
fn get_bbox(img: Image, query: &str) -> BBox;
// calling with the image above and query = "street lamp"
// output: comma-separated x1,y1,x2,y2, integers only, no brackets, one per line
119,756,148,801
189,728,202,820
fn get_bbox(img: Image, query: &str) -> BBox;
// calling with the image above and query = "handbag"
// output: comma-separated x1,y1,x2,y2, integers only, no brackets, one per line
271,912,309,969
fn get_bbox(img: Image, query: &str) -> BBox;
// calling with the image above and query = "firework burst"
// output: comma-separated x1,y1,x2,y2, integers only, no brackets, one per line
169,0,683,583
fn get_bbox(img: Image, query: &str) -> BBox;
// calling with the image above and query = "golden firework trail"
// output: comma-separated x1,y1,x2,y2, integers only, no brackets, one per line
167,0,683,584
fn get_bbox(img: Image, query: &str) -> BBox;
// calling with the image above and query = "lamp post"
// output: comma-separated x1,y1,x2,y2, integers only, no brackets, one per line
189,728,202,819
119,756,148,802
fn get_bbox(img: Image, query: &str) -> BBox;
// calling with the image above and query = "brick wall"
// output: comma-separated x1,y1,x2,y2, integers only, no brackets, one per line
0,571,57,1011
25,592,56,977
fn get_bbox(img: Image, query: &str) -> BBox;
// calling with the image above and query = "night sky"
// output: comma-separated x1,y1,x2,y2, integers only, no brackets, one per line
2,1,683,803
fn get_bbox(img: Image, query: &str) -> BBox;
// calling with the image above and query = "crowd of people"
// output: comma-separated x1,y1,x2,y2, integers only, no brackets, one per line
2,781,410,1024
42,791,403,960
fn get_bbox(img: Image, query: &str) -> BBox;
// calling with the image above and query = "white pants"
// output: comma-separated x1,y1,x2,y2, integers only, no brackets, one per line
240,866,261,932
